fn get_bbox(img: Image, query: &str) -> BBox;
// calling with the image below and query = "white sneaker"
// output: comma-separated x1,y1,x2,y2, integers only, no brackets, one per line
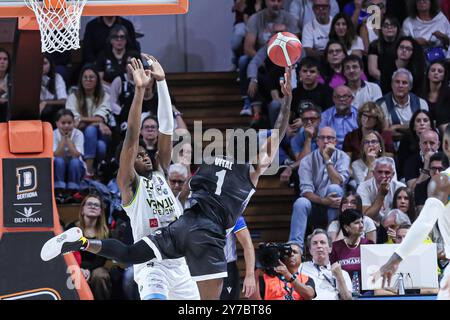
40,227,88,262
240,107,252,116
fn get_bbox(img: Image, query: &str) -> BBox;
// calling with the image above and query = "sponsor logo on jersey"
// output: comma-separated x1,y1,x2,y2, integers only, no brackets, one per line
149,218,159,228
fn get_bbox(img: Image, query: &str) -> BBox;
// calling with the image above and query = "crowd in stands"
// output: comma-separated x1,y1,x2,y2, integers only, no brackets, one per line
1,0,450,300
233,0,450,300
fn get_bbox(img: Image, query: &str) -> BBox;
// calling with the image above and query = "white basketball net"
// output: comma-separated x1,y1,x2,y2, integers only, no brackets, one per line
24,0,88,53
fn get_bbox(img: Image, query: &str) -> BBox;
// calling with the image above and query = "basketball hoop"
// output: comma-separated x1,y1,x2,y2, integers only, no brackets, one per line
24,0,88,53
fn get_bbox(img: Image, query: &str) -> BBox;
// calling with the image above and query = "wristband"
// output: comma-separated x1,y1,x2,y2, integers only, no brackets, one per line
288,273,297,283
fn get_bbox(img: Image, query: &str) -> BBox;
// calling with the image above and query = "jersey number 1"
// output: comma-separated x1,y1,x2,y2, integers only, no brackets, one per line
214,170,226,195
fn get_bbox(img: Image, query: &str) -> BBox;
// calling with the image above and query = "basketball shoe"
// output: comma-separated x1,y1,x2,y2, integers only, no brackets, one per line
40,227,89,261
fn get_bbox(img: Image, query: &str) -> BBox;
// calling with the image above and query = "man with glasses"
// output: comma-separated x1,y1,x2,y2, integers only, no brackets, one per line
303,0,333,58
342,55,382,109
414,151,449,212
280,105,321,185
300,229,352,300
405,130,440,190
83,16,138,64
319,85,359,149
289,0,339,31
289,126,350,252
357,157,405,222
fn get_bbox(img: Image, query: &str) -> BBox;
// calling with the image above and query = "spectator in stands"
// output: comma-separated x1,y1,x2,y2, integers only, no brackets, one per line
96,25,138,91
404,129,440,189
289,126,350,251
239,0,299,116
321,40,367,89
66,64,111,178
343,101,394,162
343,0,371,27
342,55,382,109
330,208,374,295
327,191,377,243
230,0,265,69
300,229,353,300
359,0,387,51
289,0,339,31
377,68,429,138
290,57,334,115
396,110,435,179
0,48,10,122
83,16,138,64
256,242,316,300
303,0,334,59
140,115,158,160
392,186,417,223
422,61,450,133
53,109,85,204
414,151,448,212
246,23,287,127
328,13,365,56
356,156,405,221
66,193,112,300
350,131,388,187
319,85,359,149
380,208,412,243
40,55,67,127
402,0,450,59
168,162,190,208
280,105,321,184
221,216,256,300
380,36,426,95
367,15,401,82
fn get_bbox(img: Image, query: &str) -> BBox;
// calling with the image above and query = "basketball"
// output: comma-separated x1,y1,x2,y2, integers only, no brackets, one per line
267,32,302,67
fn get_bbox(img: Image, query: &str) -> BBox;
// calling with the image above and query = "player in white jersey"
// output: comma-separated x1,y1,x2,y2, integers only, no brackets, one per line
376,125,450,299
115,55,198,300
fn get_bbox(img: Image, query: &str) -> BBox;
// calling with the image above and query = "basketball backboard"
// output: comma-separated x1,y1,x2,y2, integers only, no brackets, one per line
0,0,188,17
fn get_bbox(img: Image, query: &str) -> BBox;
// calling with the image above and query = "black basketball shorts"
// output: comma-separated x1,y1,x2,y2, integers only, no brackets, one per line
142,208,228,282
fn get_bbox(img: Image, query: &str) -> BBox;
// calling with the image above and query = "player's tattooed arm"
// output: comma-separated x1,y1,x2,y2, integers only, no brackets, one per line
251,67,293,183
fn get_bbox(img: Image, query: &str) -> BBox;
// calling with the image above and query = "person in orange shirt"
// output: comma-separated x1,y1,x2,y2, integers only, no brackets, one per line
256,243,316,300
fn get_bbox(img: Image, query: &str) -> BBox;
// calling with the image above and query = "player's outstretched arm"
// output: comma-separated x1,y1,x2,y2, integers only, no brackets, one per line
251,66,293,184
142,54,173,175
375,173,450,287
117,58,151,204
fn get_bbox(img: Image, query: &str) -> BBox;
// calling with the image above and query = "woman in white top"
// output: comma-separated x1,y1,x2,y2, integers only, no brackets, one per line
327,191,377,243
66,64,111,177
53,109,85,202
351,130,387,187
402,0,450,58
40,55,68,126
329,12,365,57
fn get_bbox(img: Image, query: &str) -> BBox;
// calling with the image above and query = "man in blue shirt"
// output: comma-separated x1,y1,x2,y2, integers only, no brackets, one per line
320,85,358,149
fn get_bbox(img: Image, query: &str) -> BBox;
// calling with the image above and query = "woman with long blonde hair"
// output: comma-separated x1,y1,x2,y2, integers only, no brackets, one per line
67,193,111,299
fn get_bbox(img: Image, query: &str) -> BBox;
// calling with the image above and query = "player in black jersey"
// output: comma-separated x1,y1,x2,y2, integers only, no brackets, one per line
41,64,294,300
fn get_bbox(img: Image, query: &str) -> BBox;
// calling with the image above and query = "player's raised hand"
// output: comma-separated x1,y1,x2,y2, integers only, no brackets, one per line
280,66,293,98
141,53,166,81
372,258,400,288
127,58,151,89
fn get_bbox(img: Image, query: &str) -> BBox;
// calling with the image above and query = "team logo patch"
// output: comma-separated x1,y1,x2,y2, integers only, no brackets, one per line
149,218,159,228
16,166,37,194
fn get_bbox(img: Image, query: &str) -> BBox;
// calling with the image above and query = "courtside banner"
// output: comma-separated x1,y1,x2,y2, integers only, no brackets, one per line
3,158,53,228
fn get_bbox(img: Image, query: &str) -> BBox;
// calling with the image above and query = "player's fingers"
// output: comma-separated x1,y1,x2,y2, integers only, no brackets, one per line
137,58,144,70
